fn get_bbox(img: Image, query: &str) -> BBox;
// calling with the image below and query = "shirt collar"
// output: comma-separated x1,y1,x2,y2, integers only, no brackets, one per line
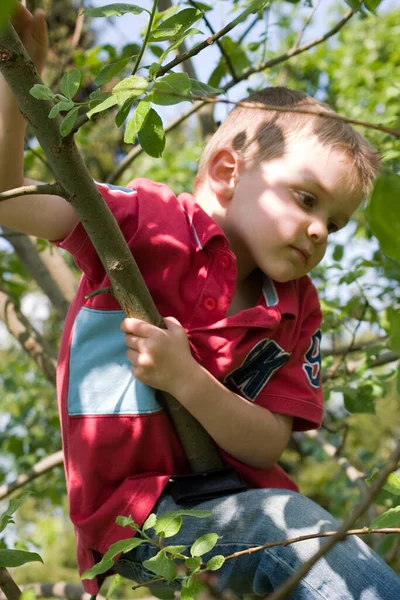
178,192,227,251
178,193,298,318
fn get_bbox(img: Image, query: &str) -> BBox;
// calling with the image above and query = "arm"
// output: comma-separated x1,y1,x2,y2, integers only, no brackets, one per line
121,316,293,469
0,4,78,240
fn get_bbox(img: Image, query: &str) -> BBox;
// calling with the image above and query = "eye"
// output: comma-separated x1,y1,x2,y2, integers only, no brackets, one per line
328,222,339,235
296,191,315,208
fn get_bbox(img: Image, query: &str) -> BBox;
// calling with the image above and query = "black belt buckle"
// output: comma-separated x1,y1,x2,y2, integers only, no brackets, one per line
168,467,247,505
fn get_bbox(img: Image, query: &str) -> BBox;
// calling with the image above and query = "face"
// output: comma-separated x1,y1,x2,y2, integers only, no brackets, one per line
223,137,363,283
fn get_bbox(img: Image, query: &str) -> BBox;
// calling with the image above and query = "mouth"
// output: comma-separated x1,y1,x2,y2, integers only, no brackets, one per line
290,246,311,263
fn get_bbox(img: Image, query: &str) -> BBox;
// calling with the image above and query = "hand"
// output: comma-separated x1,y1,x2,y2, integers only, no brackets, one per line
121,316,198,396
11,3,48,75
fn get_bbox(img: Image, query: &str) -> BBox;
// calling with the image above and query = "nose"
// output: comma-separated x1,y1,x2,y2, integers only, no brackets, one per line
307,217,328,244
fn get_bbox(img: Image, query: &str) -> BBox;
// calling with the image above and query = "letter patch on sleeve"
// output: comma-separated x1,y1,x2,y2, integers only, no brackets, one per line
224,339,291,401
303,329,321,388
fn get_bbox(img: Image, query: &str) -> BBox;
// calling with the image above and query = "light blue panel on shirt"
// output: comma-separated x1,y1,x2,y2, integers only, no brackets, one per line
68,308,163,416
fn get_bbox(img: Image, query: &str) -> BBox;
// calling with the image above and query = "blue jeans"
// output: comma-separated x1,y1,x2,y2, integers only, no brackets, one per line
114,489,400,599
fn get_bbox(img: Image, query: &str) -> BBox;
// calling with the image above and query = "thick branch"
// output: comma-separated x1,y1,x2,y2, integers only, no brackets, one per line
0,286,57,385
266,440,400,600
0,21,223,473
0,451,63,501
0,569,22,600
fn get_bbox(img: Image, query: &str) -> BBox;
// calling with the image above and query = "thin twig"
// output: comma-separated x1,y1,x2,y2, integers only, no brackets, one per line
131,0,158,76
293,0,323,51
188,0,238,81
223,528,400,563
105,10,363,183
0,451,63,501
0,182,63,202
157,2,266,78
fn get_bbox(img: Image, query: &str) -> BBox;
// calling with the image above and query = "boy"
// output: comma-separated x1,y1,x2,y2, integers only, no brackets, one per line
1,5,399,599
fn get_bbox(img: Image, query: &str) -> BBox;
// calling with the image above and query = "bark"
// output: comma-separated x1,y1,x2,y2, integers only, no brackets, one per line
2,227,76,317
0,285,57,385
0,22,223,473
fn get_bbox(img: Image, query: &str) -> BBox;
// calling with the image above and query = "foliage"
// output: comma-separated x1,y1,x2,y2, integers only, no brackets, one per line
82,510,224,600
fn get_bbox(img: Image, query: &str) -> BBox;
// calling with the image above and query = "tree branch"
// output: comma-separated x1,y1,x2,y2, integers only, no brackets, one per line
106,10,370,184
0,285,57,385
265,440,400,600
188,0,238,81
0,451,63,501
0,569,22,600
0,581,106,600
0,18,223,473
0,183,63,202
2,228,76,316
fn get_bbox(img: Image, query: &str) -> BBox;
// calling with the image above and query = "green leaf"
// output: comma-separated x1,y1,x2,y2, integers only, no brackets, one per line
87,95,118,119
206,555,225,571
0,0,17,30
397,365,400,397
60,107,79,136
20,590,37,600
367,172,400,264
153,513,182,538
185,557,202,572
151,590,175,600
159,29,203,64
343,386,376,414
61,69,81,99
181,574,202,600
364,0,382,11
116,97,136,128
138,108,165,158
49,101,75,119
190,533,219,557
143,550,177,581
0,549,43,568
115,515,140,530
95,56,133,87
29,84,55,101
190,79,223,98
112,76,149,106
152,72,191,106
81,557,115,579
142,513,157,530
366,472,400,496
163,545,187,556
332,244,344,262
149,8,202,42
370,506,400,530
387,307,400,353
84,3,149,18
0,493,31,534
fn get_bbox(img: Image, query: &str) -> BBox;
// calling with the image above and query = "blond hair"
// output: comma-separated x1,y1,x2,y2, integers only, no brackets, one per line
195,87,380,196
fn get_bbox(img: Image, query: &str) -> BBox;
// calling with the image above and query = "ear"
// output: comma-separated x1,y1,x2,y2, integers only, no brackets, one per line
208,148,241,202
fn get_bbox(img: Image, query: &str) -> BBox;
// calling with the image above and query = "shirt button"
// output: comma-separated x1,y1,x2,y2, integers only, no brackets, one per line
219,255,231,269
204,297,216,311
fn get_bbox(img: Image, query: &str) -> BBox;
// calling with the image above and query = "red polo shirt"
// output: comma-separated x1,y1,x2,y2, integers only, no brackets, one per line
56,178,323,593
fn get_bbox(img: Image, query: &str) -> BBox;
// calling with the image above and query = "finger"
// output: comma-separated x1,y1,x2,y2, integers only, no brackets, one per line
163,316,182,330
121,318,157,337
32,9,48,47
124,334,142,350
11,3,32,35
126,347,139,366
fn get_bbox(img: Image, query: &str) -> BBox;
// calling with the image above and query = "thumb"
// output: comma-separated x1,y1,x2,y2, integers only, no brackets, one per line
163,316,183,330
